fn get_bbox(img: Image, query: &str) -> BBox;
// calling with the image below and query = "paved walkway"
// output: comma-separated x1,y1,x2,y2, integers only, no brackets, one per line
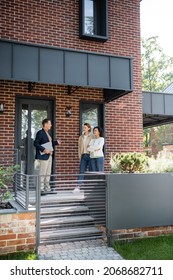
38,239,123,260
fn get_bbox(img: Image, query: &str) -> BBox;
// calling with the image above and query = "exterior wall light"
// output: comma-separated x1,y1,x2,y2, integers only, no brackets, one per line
66,106,72,117
28,81,36,92
0,103,4,113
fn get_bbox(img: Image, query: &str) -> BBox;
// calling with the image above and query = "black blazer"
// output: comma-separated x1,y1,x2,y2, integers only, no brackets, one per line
34,129,58,160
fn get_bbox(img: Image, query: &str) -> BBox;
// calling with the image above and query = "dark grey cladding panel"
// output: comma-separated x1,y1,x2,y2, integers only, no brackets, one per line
143,91,173,127
40,48,64,83
13,44,38,81
152,93,164,114
165,94,173,115
0,42,12,78
142,92,152,114
65,51,87,86
106,173,173,230
0,40,133,94
110,57,131,89
88,54,109,88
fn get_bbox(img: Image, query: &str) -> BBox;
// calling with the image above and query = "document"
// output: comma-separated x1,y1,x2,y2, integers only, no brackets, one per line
40,142,53,155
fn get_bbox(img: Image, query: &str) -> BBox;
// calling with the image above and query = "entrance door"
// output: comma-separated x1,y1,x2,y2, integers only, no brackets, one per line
15,98,53,174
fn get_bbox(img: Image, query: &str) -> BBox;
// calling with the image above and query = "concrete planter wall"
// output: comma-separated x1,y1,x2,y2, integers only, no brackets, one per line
0,201,36,255
106,173,173,242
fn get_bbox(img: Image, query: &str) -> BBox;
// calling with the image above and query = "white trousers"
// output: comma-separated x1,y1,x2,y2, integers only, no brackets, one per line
39,155,52,191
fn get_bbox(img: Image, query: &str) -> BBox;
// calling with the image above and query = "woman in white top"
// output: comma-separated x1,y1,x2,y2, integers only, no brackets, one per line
87,126,104,172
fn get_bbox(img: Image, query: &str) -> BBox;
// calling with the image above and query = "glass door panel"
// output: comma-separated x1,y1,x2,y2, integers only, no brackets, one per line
82,107,98,130
80,102,104,133
16,98,53,174
20,104,29,174
31,106,48,175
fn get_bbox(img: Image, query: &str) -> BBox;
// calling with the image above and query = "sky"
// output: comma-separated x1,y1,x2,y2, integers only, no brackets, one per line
140,0,173,57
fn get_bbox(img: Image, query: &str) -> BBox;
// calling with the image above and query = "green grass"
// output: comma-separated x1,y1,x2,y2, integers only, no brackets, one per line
113,235,173,260
0,251,38,260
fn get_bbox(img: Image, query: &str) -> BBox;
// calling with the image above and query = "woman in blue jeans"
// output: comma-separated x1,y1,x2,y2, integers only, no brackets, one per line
74,123,93,192
87,126,104,172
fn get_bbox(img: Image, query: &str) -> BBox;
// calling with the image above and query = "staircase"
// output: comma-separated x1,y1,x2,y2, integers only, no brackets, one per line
39,177,106,244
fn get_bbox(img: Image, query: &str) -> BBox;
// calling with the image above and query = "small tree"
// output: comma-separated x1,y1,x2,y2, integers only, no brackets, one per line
142,36,173,92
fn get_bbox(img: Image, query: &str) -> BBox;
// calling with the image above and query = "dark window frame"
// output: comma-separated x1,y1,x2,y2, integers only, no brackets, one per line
79,0,108,42
79,101,105,134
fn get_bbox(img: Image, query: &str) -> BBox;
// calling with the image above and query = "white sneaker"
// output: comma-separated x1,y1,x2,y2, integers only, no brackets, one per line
73,187,80,193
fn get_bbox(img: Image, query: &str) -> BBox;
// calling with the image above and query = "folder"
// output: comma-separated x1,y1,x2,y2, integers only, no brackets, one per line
40,142,53,155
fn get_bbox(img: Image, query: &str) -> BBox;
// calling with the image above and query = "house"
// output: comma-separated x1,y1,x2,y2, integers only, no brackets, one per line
0,0,155,255
0,0,143,175
162,81,173,94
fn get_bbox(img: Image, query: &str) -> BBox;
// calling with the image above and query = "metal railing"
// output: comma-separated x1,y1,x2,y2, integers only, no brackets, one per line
0,148,107,249
36,173,106,249
15,173,38,210
15,172,107,250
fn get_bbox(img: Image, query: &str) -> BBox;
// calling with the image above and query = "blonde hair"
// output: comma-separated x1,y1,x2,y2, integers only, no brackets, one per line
84,123,91,132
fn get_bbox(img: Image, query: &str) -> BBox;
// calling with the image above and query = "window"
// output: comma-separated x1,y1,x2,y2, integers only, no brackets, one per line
79,0,108,41
80,102,104,134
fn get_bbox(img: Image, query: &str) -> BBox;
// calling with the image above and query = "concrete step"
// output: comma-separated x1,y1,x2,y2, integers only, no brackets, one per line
38,184,106,244
40,205,89,215
40,215,94,228
41,201,85,208
40,191,85,204
40,226,103,241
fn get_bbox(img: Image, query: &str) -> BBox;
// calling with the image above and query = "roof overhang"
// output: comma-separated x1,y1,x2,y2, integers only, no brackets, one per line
104,89,132,102
143,91,173,127
0,39,133,103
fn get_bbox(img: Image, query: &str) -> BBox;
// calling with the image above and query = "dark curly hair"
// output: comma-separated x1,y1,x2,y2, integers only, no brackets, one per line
93,126,104,137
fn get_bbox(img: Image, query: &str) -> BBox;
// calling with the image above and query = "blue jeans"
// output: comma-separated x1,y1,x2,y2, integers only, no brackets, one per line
90,157,104,172
77,154,92,185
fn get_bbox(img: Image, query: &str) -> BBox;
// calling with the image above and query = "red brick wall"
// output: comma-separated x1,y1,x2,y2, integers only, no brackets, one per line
0,80,143,173
111,226,173,241
1,0,141,55
0,81,103,173
0,0,144,173
0,211,35,255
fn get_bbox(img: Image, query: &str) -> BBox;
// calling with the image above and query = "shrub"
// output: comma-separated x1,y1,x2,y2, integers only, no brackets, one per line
110,155,121,173
146,154,173,173
0,165,20,203
110,152,148,173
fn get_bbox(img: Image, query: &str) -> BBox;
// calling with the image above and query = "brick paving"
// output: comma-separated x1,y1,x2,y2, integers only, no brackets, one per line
38,239,123,260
